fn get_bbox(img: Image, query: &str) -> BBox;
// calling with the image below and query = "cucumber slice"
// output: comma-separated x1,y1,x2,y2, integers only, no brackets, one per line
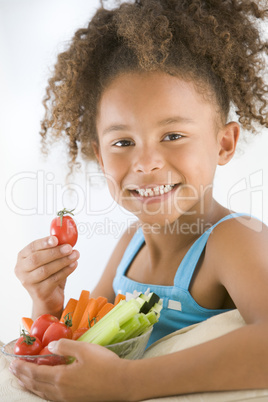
138,292,160,314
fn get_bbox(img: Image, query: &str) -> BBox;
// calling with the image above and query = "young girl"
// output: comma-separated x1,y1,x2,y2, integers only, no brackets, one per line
10,0,268,400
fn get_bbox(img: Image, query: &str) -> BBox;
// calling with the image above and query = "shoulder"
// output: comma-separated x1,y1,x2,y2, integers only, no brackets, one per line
206,215,268,266
205,215,268,322
208,215,268,252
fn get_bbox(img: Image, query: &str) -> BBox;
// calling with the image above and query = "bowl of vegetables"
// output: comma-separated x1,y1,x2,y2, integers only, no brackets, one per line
2,290,162,364
2,326,153,364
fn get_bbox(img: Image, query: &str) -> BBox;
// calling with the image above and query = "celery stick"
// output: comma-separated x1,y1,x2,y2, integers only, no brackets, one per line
91,320,120,346
146,310,159,325
111,315,141,343
77,299,140,343
131,314,151,338
109,299,140,326
146,302,162,324
68,321,120,364
108,329,126,344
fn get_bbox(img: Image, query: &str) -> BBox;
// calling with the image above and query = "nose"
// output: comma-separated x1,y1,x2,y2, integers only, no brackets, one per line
133,145,164,174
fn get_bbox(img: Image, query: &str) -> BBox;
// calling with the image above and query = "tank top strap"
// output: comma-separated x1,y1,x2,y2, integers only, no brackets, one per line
115,226,145,277
173,213,250,290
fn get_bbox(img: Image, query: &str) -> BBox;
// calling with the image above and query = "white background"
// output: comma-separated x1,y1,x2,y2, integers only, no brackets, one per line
1,0,267,344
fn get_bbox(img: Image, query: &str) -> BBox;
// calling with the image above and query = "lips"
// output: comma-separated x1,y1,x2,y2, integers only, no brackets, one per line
133,184,176,197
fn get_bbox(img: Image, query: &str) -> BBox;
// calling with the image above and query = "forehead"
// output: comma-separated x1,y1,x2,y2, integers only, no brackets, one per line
96,71,219,132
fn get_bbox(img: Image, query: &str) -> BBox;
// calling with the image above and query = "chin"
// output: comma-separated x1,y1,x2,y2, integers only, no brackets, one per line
135,214,180,230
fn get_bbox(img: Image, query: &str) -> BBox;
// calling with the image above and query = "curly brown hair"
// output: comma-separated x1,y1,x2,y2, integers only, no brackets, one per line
40,0,268,172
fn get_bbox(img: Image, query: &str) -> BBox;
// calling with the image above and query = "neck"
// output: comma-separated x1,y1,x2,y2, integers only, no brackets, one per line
139,198,228,266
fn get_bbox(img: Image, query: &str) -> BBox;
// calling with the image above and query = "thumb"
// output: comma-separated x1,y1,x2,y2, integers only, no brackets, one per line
48,338,83,359
48,338,113,362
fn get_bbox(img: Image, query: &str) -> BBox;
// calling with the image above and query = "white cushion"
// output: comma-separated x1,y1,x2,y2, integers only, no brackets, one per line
142,310,268,401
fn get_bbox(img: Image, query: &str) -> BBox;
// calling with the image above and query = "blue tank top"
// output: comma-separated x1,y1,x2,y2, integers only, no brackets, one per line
113,213,248,347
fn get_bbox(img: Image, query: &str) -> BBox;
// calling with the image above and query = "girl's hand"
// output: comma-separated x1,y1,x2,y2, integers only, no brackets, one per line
9,339,130,402
14,236,80,317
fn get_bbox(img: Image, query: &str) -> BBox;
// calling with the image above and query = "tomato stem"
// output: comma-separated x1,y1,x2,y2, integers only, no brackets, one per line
64,313,73,328
88,316,99,328
57,208,75,227
20,329,37,345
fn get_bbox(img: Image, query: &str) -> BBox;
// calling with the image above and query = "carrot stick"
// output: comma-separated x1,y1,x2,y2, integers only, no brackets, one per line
97,303,114,320
95,296,108,312
71,290,90,332
21,317,33,333
114,293,126,305
78,298,99,329
60,298,78,322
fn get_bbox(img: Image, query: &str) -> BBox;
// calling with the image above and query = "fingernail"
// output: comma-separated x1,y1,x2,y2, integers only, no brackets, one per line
48,236,56,246
48,341,58,353
68,251,78,260
60,245,72,254
69,261,77,268
18,379,25,388
9,363,15,373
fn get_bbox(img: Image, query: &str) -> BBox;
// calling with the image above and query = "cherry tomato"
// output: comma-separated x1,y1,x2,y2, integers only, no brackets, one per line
31,314,59,342
42,322,73,347
37,346,66,366
14,330,42,356
50,208,78,247
72,327,88,340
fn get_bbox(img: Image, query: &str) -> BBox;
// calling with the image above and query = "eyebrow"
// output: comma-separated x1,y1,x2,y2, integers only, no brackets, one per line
158,116,195,126
103,124,130,136
102,116,195,136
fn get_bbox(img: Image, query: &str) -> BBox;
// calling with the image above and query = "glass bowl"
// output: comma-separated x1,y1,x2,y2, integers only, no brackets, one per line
1,327,152,365
106,327,153,359
1,340,70,365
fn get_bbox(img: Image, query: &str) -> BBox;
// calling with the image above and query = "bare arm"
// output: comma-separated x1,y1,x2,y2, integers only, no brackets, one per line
11,218,268,401
14,235,80,319
125,321,268,400
124,217,268,399
14,223,138,319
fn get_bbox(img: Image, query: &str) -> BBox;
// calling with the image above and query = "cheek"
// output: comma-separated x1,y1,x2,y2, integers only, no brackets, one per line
100,153,129,197
102,154,127,179
172,146,217,185
101,147,132,173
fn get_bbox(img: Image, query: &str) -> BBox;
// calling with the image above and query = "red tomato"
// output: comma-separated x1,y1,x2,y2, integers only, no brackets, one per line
37,346,66,366
50,208,78,247
31,314,59,342
42,322,73,347
72,327,88,340
14,331,42,356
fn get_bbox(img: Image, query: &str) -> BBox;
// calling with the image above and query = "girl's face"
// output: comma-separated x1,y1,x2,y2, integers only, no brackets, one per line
95,71,234,226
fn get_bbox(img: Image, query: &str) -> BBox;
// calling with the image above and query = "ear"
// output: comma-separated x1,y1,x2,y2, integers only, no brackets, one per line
92,141,105,172
217,122,240,166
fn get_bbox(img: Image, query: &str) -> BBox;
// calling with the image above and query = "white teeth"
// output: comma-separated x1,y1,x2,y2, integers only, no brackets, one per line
135,184,175,197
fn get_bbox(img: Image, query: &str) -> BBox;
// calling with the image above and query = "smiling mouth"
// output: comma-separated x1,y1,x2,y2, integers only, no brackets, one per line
134,184,176,197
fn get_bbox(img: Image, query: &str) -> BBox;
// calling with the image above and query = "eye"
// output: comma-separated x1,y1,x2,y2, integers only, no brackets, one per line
162,133,183,141
112,139,134,147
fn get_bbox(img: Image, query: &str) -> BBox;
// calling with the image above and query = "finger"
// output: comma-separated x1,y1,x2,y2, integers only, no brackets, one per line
10,359,52,384
38,261,79,292
28,251,80,283
48,337,86,359
10,360,61,401
18,236,59,259
47,338,105,364
48,338,116,362
22,245,80,275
